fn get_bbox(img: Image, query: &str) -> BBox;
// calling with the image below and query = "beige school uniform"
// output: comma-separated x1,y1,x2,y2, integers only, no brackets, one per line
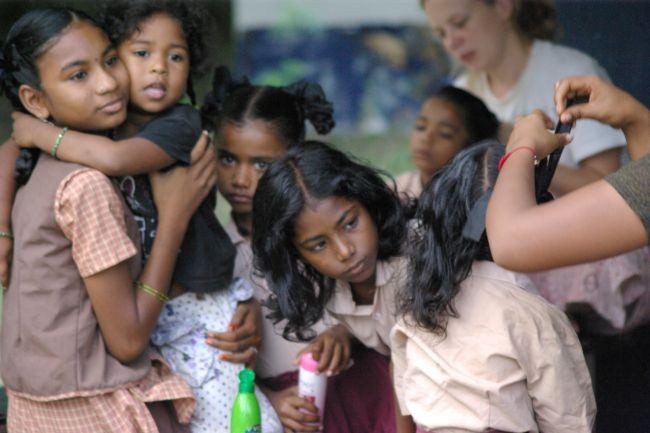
391,261,595,433
326,257,407,356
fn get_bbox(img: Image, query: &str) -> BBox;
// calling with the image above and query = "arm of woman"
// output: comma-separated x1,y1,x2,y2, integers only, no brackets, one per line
486,111,647,272
83,134,215,362
0,138,19,288
12,112,175,176
550,147,621,195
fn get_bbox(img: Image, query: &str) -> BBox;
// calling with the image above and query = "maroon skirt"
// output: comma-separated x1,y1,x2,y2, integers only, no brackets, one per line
261,345,397,433
416,428,509,433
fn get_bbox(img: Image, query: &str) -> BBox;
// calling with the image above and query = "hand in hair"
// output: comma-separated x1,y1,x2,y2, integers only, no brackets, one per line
508,109,572,158
205,298,262,367
555,75,650,160
294,324,353,376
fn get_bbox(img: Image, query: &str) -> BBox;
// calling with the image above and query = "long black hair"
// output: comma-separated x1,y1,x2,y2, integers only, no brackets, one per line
252,140,406,341
200,66,335,145
0,8,99,185
399,140,503,334
99,0,210,104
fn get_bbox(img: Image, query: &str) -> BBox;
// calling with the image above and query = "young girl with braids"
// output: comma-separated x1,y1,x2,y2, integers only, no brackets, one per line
203,69,401,432
0,7,216,431
392,140,595,433
251,140,408,432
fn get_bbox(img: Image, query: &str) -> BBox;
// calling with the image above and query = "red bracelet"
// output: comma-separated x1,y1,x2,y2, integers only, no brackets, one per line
498,146,538,172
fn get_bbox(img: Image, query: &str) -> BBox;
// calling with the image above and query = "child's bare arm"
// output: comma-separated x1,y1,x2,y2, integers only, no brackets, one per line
83,135,215,362
12,112,175,176
0,138,19,288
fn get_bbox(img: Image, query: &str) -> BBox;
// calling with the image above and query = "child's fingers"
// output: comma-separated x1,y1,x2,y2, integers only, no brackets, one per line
281,397,321,430
293,339,323,366
189,131,210,163
317,337,335,372
325,341,343,375
218,346,258,368
229,302,249,330
205,332,257,353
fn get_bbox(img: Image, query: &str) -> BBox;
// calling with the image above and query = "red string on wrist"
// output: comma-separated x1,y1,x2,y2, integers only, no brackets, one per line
498,146,538,172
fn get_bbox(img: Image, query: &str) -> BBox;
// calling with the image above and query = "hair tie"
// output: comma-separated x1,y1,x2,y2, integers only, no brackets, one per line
284,80,335,135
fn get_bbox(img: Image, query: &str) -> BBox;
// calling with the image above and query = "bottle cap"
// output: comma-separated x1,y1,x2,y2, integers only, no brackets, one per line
299,352,320,373
238,368,256,393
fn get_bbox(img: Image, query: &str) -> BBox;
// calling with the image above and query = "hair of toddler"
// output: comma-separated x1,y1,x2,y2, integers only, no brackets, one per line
251,140,406,341
99,0,211,104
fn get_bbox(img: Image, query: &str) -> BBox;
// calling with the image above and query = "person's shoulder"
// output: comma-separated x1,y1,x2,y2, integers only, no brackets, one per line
534,40,606,77
461,261,565,326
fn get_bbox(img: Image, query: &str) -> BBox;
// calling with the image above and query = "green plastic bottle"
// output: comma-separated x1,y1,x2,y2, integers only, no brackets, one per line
230,368,262,433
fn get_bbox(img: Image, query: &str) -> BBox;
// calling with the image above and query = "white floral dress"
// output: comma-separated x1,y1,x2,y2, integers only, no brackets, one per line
151,278,282,433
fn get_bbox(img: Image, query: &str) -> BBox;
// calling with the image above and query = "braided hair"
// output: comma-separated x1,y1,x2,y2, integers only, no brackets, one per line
201,66,336,146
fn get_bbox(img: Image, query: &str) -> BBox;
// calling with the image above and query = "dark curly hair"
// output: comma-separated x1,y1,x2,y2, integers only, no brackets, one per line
0,7,99,185
399,140,502,335
200,66,335,145
432,86,499,145
252,140,406,341
99,0,211,104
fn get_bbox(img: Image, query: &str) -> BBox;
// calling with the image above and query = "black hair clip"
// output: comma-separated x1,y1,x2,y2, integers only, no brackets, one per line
534,95,589,204
462,187,493,242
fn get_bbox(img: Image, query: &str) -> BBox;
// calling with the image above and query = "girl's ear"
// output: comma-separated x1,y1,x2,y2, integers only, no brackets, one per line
18,84,51,121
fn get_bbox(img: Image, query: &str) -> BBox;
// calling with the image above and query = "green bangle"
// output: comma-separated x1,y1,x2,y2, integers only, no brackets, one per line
0,231,13,240
51,126,68,159
135,280,169,302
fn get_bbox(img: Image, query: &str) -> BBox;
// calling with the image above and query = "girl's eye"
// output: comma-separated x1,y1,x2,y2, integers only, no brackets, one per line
219,155,236,166
105,56,119,67
344,216,359,230
70,71,87,81
439,131,454,140
134,50,149,58
169,53,185,62
311,240,327,252
254,161,270,171
414,123,426,132
451,16,469,29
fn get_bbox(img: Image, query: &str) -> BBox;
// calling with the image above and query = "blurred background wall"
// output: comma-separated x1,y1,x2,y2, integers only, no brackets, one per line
1,0,649,174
